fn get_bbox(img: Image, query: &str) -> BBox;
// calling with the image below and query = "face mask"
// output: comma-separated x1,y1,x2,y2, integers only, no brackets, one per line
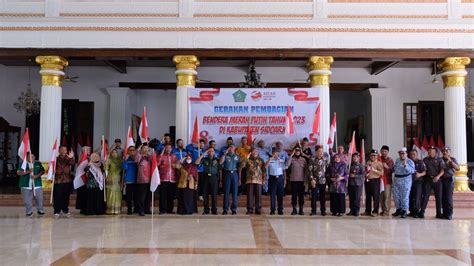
186,159,192,164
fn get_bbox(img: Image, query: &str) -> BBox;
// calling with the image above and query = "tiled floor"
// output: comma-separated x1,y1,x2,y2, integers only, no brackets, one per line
0,207,472,265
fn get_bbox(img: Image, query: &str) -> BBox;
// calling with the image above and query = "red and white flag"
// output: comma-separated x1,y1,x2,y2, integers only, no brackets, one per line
138,106,149,143
247,118,253,146
124,126,135,159
73,151,88,189
18,128,31,170
327,113,337,149
100,135,107,162
429,135,436,148
150,150,161,192
360,138,366,165
312,104,321,144
412,137,422,159
285,105,295,136
47,138,58,180
191,115,200,144
421,135,429,159
348,131,357,155
437,135,445,150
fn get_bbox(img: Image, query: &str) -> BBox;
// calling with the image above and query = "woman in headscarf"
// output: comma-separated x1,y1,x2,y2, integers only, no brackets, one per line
104,149,123,214
83,152,106,215
328,153,348,216
176,153,198,215
76,146,91,215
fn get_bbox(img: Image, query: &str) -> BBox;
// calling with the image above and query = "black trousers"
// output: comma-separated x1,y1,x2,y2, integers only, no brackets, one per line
330,193,346,214
291,181,305,208
247,183,262,212
136,183,151,214
365,178,380,214
124,183,137,213
409,180,423,214
348,185,362,214
421,178,442,215
441,176,454,217
311,184,326,213
159,181,177,213
202,174,219,213
53,182,72,214
269,175,285,212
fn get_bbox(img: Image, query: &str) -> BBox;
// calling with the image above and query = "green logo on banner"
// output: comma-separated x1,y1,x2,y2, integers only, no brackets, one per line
233,90,247,102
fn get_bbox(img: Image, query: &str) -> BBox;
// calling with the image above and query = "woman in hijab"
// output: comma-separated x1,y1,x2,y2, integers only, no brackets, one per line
83,152,106,215
328,153,348,216
104,149,123,214
176,153,198,215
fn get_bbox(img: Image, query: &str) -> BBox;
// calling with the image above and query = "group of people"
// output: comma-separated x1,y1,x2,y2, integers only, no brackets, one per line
17,134,459,220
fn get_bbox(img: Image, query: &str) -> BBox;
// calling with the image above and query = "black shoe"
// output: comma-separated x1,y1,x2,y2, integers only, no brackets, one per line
159,212,165,215
443,215,453,220
254,211,261,215
139,212,145,216
26,213,33,217
298,208,304,216
392,209,402,217
321,211,326,216
418,212,425,219
212,211,218,215
270,211,275,215
291,208,297,215
246,211,252,215
310,211,316,216
145,211,152,215
331,213,337,216
37,211,45,216
202,211,209,215
346,211,354,216
278,210,284,215
127,210,133,215
354,212,360,217
400,211,408,218
232,211,237,215
408,212,416,217
168,211,176,214
222,211,228,215
436,214,444,219
336,213,343,217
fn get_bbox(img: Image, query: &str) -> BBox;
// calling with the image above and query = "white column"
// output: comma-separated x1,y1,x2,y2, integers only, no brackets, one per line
173,55,200,143
438,57,471,191
369,88,389,150
106,87,130,142
307,56,333,150
35,56,68,162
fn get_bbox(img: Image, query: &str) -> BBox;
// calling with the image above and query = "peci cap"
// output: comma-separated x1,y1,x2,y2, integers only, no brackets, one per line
441,146,451,152
352,152,360,157
370,149,379,155
428,145,437,151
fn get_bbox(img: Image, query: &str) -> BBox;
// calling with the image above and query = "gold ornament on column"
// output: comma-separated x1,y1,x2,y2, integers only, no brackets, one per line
35,56,68,87
454,164,470,192
438,57,471,88
173,55,200,87
307,56,334,86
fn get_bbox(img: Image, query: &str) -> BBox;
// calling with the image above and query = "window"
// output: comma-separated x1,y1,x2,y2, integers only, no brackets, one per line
404,103,418,149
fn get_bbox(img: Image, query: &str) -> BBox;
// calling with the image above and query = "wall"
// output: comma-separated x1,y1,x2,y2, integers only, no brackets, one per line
1,64,473,159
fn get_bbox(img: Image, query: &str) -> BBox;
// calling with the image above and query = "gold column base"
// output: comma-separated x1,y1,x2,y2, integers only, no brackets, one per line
454,164,472,192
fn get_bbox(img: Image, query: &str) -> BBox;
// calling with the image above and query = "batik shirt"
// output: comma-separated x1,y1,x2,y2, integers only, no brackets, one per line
240,156,266,184
308,156,329,184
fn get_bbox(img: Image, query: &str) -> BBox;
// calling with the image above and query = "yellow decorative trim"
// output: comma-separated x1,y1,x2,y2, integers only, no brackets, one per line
307,56,334,86
0,13,44,17
60,13,178,18
328,15,448,19
454,164,471,192
173,55,200,87
2,26,474,33
462,15,474,19
194,13,313,18
36,56,68,86
36,56,68,72
438,57,471,88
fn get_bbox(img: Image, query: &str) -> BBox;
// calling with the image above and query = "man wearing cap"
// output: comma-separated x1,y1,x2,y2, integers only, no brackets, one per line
408,149,426,218
286,147,307,215
308,145,330,216
392,147,416,218
266,147,287,215
440,146,459,220
379,145,394,216
196,148,221,215
363,149,384,217
420,146,445,219
347,152,365,216
219,145,240,215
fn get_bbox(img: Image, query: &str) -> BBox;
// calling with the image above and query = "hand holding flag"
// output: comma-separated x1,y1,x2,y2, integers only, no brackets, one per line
18,128,31,171
139,106,149,144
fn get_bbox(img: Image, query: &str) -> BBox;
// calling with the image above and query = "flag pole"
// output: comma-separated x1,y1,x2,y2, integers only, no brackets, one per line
49,138,57,204
151,192,154,216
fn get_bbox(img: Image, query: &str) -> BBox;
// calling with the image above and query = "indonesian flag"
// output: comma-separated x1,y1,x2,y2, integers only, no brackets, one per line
429,135,436,147
360,138,366,165
191,115,199,144
348,131,357,155
327,113,337,149
285,105,295,136
247,117,253,146
100,135,107,162
421,135,429,159
124,126,135,159
73,151,88,189
18,128,30,170
150,150,161,192
47,138,58,180
139,106,149,143
312,104,321,144
437,135,445,150
412,137,422,159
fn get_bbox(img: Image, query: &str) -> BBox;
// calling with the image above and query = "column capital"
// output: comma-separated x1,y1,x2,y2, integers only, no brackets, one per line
35,56,68,86
438,57,471,88
173,55,200,87
307,56,333,86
